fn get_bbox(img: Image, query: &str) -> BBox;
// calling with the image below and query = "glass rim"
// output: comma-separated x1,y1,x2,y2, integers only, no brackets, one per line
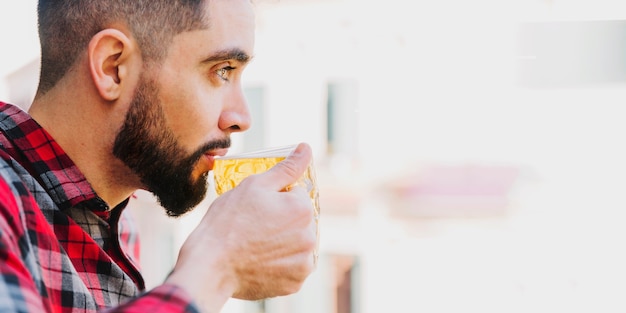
215,144,298,160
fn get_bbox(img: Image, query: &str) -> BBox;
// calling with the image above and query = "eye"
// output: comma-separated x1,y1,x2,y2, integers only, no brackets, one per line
216,66,235,81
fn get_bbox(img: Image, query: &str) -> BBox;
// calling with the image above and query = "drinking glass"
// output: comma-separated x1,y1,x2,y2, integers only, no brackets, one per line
212,145,320,264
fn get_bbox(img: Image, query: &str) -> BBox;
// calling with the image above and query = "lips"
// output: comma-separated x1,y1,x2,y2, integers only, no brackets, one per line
210,148,230,158
204,148,229,171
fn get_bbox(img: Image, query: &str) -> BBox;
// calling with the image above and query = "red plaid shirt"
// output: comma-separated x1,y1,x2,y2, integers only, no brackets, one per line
0,102,199,312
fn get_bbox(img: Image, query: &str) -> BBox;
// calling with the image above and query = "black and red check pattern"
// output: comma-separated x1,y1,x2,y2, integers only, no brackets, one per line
0,102,198,312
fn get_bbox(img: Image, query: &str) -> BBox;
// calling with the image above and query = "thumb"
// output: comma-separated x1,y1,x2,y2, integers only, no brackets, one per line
261,142,312,191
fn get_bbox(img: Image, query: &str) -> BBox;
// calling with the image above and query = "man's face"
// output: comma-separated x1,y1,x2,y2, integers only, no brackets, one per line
113,0,255,216
113,75,232,216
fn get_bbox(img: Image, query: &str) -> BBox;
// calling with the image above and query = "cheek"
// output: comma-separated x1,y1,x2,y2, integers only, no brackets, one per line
161,86,222,149
157,64,225,150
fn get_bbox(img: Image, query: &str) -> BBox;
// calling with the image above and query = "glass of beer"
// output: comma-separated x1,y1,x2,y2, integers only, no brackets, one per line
212,145,320,265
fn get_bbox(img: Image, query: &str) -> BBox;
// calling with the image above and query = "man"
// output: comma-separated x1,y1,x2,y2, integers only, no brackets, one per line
0,0,317,312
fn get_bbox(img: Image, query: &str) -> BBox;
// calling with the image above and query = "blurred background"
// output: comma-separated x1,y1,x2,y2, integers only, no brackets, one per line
3,0,626,312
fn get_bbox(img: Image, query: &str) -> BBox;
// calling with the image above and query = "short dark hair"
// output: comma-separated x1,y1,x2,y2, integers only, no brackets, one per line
37,0,208,94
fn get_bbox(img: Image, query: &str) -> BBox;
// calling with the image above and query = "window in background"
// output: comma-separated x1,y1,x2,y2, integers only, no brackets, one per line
326,80,358,158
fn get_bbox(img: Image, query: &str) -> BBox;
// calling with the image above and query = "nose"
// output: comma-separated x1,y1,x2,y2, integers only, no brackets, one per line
218,87,252,133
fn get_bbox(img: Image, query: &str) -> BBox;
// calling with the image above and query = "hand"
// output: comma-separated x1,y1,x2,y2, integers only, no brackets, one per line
166,143,317,311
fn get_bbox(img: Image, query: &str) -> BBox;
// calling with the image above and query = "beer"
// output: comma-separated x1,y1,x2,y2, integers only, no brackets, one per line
213,156,320,218
213,156,285,195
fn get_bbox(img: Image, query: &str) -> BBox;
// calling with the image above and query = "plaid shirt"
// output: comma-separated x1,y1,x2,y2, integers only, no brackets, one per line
0,102,199,312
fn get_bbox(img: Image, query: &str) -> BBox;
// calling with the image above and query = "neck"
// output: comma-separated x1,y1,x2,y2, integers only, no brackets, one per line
29,85,139,209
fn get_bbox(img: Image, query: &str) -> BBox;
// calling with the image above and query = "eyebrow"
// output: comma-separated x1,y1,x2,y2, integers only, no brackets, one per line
201,48,253,65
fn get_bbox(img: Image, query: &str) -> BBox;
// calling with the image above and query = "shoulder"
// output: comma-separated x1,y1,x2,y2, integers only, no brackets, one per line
0,152,33,217
0,153,34,248
0,158,21,215
0,142,47,229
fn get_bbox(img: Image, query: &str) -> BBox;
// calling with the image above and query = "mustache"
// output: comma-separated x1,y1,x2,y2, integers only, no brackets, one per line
188,137,232,164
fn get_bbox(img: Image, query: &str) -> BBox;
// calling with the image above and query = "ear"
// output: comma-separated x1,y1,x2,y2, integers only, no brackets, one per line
87,29,136,101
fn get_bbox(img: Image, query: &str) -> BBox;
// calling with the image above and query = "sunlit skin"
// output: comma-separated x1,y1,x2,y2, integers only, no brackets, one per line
185,49,253,181
156,45,253,181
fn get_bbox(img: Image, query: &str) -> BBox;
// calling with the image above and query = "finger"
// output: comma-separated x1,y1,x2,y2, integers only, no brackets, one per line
260,142,312,191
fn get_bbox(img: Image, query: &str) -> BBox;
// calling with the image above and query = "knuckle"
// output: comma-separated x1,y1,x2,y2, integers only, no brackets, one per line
275,159,302,179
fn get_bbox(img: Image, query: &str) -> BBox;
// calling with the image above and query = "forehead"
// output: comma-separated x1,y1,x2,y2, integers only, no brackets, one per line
165,0,256,66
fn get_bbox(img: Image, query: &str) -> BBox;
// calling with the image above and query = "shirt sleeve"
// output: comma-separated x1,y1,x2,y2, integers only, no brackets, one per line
102,284,201,313
0,243,51,312
0,173,51,312
0,176,201,312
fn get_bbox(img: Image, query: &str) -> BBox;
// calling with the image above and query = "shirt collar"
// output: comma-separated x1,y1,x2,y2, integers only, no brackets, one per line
0,102,111,214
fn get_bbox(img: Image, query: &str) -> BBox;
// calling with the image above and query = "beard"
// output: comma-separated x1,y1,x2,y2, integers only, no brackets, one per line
113,76,230,217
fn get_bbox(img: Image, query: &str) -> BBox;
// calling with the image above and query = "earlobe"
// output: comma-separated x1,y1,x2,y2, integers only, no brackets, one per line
88,29,135,101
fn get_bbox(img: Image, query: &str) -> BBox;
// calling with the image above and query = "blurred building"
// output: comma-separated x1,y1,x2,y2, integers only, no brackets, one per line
4,1,626,313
